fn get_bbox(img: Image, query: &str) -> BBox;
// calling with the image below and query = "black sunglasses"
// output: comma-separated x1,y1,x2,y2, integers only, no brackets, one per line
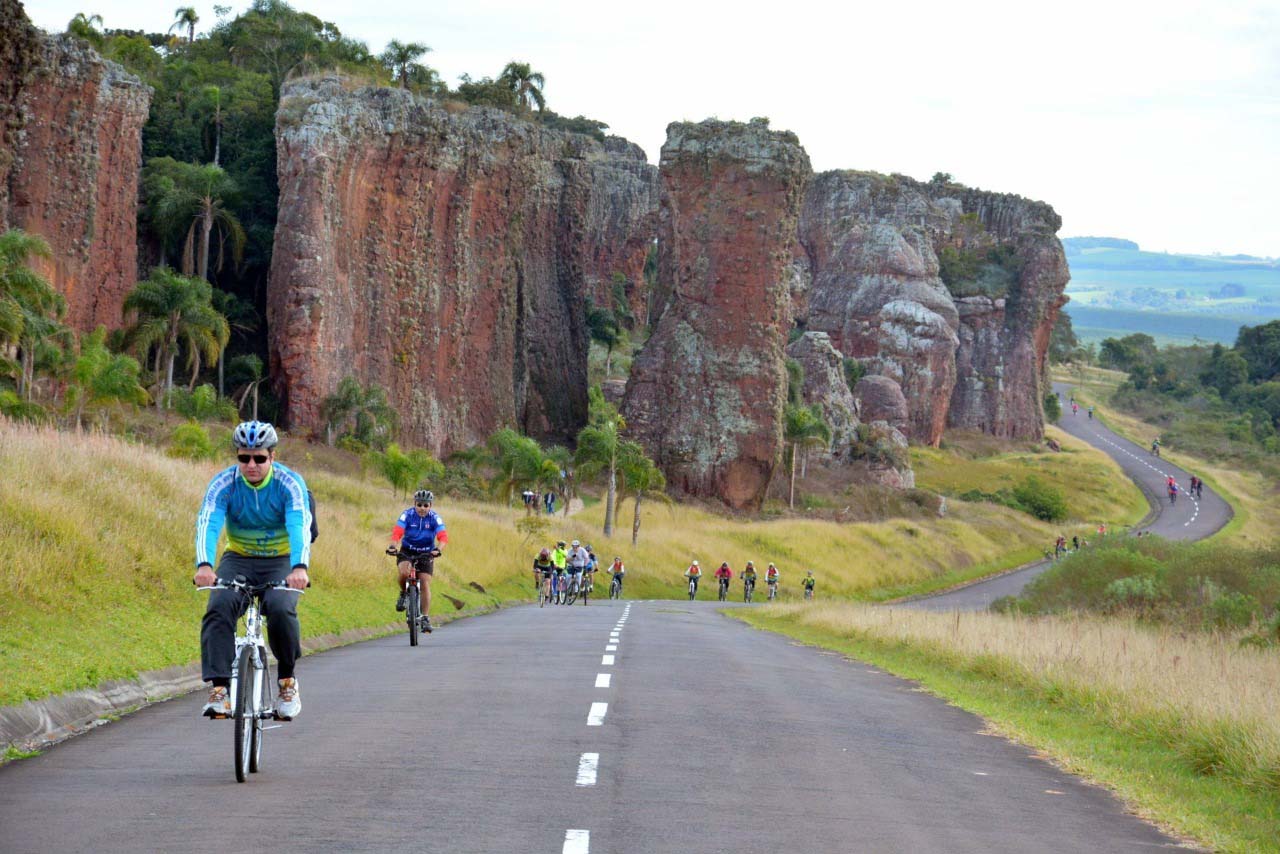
237,453,270,465
415,502,432,508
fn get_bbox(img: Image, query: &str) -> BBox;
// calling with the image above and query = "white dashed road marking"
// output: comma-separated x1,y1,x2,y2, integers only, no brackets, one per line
595,673,612,688
606,644,617,651
563,829,590,853
576,753,599,786
587,702,608,726
602,654,615,665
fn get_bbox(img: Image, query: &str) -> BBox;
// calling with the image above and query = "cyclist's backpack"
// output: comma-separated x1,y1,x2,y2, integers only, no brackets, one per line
308,490,319,542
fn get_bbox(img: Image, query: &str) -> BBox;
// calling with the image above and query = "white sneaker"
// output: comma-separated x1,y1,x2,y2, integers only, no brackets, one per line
202,685,231,718
276,678,301,719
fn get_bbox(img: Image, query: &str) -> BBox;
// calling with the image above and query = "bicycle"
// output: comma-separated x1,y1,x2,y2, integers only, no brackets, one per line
387,547,436,646
803,585,814,601
609,574,623,599
198,576,302,783
564,571,580,605
1150,445,1161,457
538,573,551,607
687,576,698,600
718,577,729,602
580,570,591,605
743,578,755,603
767,581,778,601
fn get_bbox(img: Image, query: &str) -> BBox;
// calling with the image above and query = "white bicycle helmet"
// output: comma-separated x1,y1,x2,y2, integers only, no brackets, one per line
232,420,278,450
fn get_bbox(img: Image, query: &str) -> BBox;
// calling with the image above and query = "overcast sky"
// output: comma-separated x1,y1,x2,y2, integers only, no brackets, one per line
30,0,1280,257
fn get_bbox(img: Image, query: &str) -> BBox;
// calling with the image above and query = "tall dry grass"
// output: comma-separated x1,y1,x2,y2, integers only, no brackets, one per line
767,602,1280,793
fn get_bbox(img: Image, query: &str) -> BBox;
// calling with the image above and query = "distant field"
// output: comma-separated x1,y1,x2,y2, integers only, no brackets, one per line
1064,306,1246,345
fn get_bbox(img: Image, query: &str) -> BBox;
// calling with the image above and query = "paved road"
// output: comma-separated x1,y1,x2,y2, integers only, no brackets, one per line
0,599,1184,853
906,382,1232,612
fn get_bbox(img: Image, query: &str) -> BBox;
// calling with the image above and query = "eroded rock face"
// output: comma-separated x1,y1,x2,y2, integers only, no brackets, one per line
797,171,1068,443
0,19,150,332
785,331,858,462
267,79,659,453
854,374,909,434
624,119,810,510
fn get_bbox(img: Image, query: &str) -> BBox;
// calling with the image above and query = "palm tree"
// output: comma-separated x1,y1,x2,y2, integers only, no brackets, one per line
784,404,831,509
141,158,246,284
575,407,626,538
122,268,228,408
0,230,64,400
318,376,398,448
487,428,553,507
210,286,257,396
617,442,667,545
227,354,266,419
66,327,149,429
380,40,431,89
170,7,199,44
204,85,224,166
67,13,105,47
499,61,546,113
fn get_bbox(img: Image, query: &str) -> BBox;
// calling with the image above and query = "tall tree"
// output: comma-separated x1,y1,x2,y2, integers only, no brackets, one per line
784,403,831,509
318,375,398,448
380,40,430,89
67,12,105,47
586,298,623,377
498,61,546,112
170,7,200,44
141,157,246,284
575,391,626,537
0,230,64,400
617,442,667,546
210,286,257,396
122,268,228,407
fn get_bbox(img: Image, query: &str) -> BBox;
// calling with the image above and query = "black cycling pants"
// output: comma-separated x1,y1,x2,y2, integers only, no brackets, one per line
201,553,301,683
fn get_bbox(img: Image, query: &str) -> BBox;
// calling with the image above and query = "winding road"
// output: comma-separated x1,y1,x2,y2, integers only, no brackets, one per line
905,382,1232,612
0,389,1224,852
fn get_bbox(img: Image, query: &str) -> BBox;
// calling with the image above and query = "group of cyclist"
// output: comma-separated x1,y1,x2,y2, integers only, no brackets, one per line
682,560,816,601
531,539,625,603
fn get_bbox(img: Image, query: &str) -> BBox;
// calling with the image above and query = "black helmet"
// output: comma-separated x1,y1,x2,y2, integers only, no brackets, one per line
414,489,434,504
232,420,278,450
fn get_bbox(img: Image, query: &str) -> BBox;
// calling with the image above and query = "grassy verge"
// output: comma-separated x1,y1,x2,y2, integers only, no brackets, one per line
736,604,1280,853
1053,367,1280,545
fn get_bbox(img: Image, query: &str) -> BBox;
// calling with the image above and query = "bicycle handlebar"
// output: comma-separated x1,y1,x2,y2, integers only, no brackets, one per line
196,578,304,594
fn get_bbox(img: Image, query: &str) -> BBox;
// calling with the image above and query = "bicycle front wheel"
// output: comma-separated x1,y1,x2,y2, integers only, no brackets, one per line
249,650,270,773
233,647,253,783
407,584,420,646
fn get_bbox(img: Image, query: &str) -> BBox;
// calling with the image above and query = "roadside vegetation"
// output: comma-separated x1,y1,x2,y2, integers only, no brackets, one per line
738,604,1280,853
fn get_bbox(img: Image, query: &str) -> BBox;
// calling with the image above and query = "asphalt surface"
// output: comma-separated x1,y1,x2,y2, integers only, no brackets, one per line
905,382,1232,612
0,598,1184,853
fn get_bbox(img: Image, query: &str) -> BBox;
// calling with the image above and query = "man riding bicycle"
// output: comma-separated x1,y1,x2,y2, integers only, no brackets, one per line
742,561,757,588
533,547,555,598
803,571,816,598
389,489,448,633
684,560,702,594
714,562,733,597
765,562,779,593
195,421,310,720
567,539,590,595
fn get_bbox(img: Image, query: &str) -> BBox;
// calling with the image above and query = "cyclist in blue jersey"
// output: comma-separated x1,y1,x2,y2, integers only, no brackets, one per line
194,421,311,720
388,489,448,632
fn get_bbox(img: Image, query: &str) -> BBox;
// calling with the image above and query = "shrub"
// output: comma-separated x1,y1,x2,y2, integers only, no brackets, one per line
168,421,217,460
1208,591,1259,629
1011,476,1068,522
843,357,867,390
1104,575,1165,612
1043,392,1062,423
172,384,237,422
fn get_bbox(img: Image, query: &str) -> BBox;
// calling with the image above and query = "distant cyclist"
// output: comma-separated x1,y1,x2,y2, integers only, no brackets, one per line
803,571,816,599
1150,438,1161,456
765,563,779,597
1087,405,1094,420
741,561,757,599
1167,480,1179,505
567,539,590,595
1071,401,1079,416
533,547,555,598
585,543,598,592
389,489,448,633
194,421,310,720
608,556,626,595
684,560,702,595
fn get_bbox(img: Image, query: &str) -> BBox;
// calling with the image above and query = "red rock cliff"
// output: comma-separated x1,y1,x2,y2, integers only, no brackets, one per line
623,119,811,510
1,8,150,332
796,171,1068,443
267,79,659,453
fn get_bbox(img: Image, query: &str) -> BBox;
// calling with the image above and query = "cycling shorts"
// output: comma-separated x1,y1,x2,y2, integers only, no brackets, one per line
397,548,435,575
536,567,555,578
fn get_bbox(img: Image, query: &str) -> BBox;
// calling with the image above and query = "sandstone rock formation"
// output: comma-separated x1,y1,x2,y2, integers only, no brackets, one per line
1,6,150,332
267,78,659,454
853,374,909,434
785,331,858,462
623,119,811,510
796,171,1068,444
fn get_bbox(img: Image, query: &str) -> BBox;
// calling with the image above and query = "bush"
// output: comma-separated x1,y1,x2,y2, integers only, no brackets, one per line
843,357,866,390
1104,575,1165,612
1043,392,1061,423
1011,476,1068,522
1209,591,1259,629
168,421,217,460
172,384,237,422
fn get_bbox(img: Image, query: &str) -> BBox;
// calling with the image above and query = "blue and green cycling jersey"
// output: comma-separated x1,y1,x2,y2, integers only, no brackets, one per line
195,462,311,568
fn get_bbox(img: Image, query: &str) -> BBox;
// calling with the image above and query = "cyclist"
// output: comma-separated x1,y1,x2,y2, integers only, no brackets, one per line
1150,438,1161,456
608,556,626,596
684,560,702,595
1071,401,1079,416
389,489,448,634
1071,535,1080,551
533,547,555,599
585,543,598,593
551,540,568,598
714,562,733,598
1087,405,1094,419
803,571,816,599
567,539,590,596
194,421,310,720
765,563,780,597
741,561,757,599
1168,480,1179,505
